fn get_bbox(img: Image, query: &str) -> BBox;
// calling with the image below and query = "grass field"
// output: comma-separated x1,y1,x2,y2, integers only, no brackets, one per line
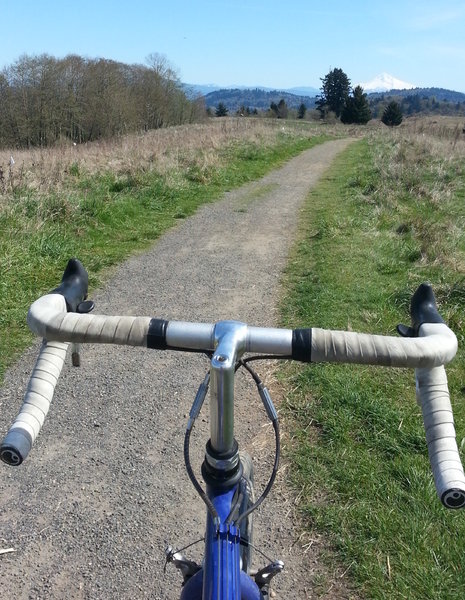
0,118,334,382
279,127,465,599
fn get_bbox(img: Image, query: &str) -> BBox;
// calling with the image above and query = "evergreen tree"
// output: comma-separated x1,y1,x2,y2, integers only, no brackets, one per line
270,99,288,119
341,86,371,124
215,102,228,117
277,99,288,119
270,101,278,117
297,103,306,119
381,100,403,126
316,67,351,118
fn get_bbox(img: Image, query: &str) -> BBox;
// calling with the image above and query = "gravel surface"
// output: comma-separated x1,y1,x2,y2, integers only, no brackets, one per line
0,139,356,599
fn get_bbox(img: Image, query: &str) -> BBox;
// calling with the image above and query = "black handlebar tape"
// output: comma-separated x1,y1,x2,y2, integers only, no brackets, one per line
411,283,445,334
291,328,312,362
50,258,89,313
147,318,169,349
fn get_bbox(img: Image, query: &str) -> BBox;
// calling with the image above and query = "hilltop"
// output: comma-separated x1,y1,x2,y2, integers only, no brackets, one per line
203,88,316,112
198,85,465,118
368,87,465,103
368,88,465,118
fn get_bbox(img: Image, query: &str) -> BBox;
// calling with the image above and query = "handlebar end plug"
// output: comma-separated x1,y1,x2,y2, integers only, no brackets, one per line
0,429,32,466
442,488,465,510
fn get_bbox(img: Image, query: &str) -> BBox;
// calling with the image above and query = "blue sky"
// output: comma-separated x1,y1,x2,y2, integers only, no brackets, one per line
1,0,465,92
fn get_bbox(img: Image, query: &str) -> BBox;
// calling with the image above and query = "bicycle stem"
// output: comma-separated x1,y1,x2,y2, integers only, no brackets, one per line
209,321,248,455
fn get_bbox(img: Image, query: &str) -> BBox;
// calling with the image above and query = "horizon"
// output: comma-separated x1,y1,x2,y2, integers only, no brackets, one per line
187,75,463,96
1,1,464,94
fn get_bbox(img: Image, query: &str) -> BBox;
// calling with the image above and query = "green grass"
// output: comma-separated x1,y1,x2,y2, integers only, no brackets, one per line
0,129,330,382
280,136,465,599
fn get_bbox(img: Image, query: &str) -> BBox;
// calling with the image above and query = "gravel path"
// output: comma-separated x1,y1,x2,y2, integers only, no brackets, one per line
0,138,355,599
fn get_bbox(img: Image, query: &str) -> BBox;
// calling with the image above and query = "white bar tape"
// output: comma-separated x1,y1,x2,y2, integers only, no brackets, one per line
416,365,465,509
27,296,458,368
311,323,457,368
1,340,69,465
27,294,152,346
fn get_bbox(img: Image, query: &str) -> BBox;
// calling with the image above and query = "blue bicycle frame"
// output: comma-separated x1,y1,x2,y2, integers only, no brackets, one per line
180,484,262,600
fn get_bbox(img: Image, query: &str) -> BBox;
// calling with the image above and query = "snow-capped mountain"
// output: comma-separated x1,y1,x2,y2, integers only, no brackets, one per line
358,73,416,93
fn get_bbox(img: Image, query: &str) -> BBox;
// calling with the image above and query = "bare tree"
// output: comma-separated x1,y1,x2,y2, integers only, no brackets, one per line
0,52,201,149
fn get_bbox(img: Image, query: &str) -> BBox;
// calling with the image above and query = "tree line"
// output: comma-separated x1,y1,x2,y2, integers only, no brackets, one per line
370,92,465,118
0,53,204,148
316,68,402,126
213,69,406,126
215,98,306,120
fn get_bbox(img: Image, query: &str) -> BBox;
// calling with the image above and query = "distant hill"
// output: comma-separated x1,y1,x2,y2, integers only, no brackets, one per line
368,87,465,103
184,83,319,99
183,83,222,97
280,86,319,96
367,88,465,118
203,88,316,112
199,85,465,118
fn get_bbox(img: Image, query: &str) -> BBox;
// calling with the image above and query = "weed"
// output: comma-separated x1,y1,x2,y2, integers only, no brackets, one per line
68,162,80,177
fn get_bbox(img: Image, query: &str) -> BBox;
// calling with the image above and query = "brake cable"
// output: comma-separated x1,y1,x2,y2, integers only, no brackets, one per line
183,355,281,528
233,358,280,527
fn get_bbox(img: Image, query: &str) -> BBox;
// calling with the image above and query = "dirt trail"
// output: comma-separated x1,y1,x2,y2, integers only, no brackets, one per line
0,138,356,599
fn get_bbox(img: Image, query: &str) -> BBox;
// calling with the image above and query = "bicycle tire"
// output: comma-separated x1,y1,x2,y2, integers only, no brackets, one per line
239,452,255,574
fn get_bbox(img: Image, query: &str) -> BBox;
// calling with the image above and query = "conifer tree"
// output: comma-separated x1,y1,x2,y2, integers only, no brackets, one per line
270,101,278,117
215,102,228,117
341,86,371,124
316,68,351,118
297,103,306,119
277,99,288,119
381,100,403,126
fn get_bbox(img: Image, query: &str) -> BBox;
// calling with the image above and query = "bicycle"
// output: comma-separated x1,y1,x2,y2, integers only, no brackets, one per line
1,258,465,599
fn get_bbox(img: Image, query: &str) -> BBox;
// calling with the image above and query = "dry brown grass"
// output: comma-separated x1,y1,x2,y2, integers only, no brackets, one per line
0,119,338,197
401,115,465,148
363,118,465,276
369,116,465,191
